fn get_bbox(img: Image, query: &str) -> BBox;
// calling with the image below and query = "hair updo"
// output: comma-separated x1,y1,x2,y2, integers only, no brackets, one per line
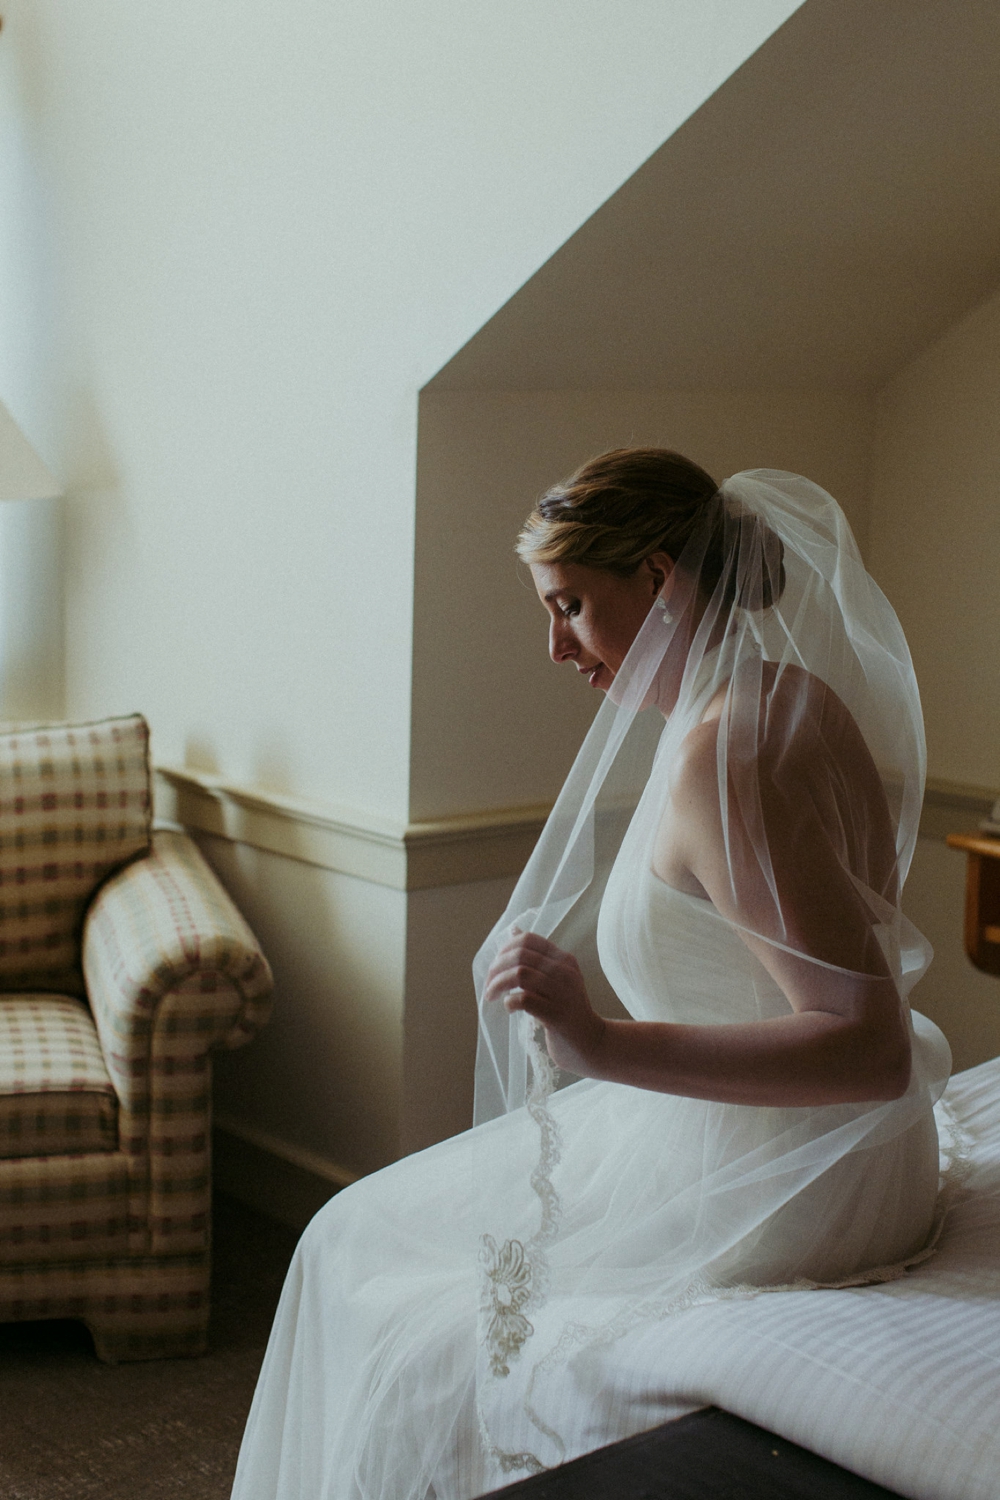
516,448,785,610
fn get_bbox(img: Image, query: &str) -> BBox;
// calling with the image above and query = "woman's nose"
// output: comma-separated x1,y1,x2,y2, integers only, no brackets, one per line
549,618,576,663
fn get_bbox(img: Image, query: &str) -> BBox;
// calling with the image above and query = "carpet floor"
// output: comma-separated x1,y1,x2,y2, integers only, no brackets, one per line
0,1194,300,1500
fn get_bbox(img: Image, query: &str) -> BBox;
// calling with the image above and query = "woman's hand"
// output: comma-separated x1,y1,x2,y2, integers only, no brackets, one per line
484,928,607,1077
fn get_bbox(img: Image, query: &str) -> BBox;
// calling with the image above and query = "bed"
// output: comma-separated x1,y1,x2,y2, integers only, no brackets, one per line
489,1057,1000,1500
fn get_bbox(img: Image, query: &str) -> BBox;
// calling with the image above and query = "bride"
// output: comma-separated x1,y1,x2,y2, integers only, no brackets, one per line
232,451,950,1500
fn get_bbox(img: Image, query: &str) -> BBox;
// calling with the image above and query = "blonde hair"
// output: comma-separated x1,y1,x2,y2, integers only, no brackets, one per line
518,447,784,609
518,448,719,576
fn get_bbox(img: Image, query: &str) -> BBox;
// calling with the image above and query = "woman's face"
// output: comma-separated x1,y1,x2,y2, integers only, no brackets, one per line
529,554,671,692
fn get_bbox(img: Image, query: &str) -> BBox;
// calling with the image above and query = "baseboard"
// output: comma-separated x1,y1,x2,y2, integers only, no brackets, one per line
213,1114,359,1232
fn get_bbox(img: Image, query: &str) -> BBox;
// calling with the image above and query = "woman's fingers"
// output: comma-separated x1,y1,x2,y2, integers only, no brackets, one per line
496,929,564,964
485,934,569,1001
501,984,566,1025
484,938,584,1030
483,930,602,1073
483,956,556,1009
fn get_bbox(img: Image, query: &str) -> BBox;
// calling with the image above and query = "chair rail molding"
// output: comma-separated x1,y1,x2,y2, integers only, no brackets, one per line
154,764,549,890
156,766,995,891
921,777,997,841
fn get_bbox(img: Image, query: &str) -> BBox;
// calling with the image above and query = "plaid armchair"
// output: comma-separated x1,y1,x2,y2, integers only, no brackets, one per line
0,715,273,1361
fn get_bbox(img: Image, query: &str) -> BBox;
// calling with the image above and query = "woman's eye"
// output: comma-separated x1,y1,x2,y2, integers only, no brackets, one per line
561,601,580,618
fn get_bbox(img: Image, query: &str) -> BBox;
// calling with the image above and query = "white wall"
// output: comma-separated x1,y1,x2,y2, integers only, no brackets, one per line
402,875,518,1153
0,40,62,722
0,0,805,819
0,497,63,722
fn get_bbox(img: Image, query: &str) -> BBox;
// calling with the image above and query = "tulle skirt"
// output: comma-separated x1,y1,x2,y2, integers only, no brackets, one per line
232,1050,944,1500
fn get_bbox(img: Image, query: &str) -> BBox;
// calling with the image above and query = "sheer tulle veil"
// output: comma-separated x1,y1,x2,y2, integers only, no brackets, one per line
474,469,933,1122
468,469,949,1473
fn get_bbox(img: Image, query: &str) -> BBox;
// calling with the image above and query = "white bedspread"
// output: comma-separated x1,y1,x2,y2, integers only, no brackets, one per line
587,1057,1000,1500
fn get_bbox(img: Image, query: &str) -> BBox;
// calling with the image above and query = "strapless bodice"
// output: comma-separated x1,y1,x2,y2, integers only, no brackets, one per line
597,861,796,1026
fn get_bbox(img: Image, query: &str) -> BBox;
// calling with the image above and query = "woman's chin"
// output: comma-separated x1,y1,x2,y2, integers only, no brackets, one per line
606,674,632,709
606,665,674,714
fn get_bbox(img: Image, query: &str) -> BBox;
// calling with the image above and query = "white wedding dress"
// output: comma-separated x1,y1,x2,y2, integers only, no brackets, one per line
233,471,951,1500
231,860,950,1500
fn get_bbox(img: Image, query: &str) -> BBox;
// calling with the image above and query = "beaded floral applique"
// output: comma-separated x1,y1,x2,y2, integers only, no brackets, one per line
479,1235,534,1377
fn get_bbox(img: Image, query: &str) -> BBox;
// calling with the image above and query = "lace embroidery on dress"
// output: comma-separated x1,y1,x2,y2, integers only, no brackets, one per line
479,1236,533,1378
477,1017,564,1474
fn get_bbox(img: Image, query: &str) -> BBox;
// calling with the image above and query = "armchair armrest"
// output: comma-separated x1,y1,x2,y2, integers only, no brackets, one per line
83,830,273,1252
83,829,273,1136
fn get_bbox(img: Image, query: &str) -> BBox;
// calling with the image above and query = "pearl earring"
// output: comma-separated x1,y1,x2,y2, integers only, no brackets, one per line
654,598,674,625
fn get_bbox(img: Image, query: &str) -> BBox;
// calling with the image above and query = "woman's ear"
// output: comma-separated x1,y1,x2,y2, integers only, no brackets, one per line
642,551,675,598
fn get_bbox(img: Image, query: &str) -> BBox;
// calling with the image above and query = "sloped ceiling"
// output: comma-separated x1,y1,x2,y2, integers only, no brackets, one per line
427,0,1000,393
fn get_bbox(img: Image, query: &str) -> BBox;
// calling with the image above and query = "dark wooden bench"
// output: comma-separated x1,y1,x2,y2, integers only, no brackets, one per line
486,1407,904,1499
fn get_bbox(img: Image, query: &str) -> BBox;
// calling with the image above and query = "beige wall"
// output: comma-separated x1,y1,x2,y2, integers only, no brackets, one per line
869,285,1000,1068
904,832,1000,1074
412,388,873,819
0,46,62,722
202,836,407,1181
402,875,519,1153
0,497,63,722
869,285,1000,792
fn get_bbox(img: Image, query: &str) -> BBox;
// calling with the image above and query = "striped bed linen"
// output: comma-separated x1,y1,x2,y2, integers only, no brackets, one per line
572,1058,1000,1500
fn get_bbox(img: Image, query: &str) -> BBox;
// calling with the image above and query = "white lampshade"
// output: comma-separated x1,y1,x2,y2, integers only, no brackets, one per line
0,400,61,502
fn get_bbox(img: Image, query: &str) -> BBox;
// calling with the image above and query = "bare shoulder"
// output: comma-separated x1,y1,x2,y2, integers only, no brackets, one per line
754,664,890,814
652,720,723,893
672,662,864,798
653,659,895,899
670,716,723,806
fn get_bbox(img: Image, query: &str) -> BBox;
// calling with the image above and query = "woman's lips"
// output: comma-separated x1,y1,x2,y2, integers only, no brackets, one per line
576,661,606,688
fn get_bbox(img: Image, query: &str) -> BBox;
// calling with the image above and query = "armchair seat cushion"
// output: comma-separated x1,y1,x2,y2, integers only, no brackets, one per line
0,995,117,1158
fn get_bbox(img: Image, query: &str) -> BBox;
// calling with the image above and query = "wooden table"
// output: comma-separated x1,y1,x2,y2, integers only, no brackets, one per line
946,832,1000,977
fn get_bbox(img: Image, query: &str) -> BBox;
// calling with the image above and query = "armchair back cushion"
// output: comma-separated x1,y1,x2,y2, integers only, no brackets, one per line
0,716,151,998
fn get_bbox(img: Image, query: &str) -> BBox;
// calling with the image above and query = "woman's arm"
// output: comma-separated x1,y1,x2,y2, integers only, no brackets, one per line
484,724,912,1108
486,937,909,1105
